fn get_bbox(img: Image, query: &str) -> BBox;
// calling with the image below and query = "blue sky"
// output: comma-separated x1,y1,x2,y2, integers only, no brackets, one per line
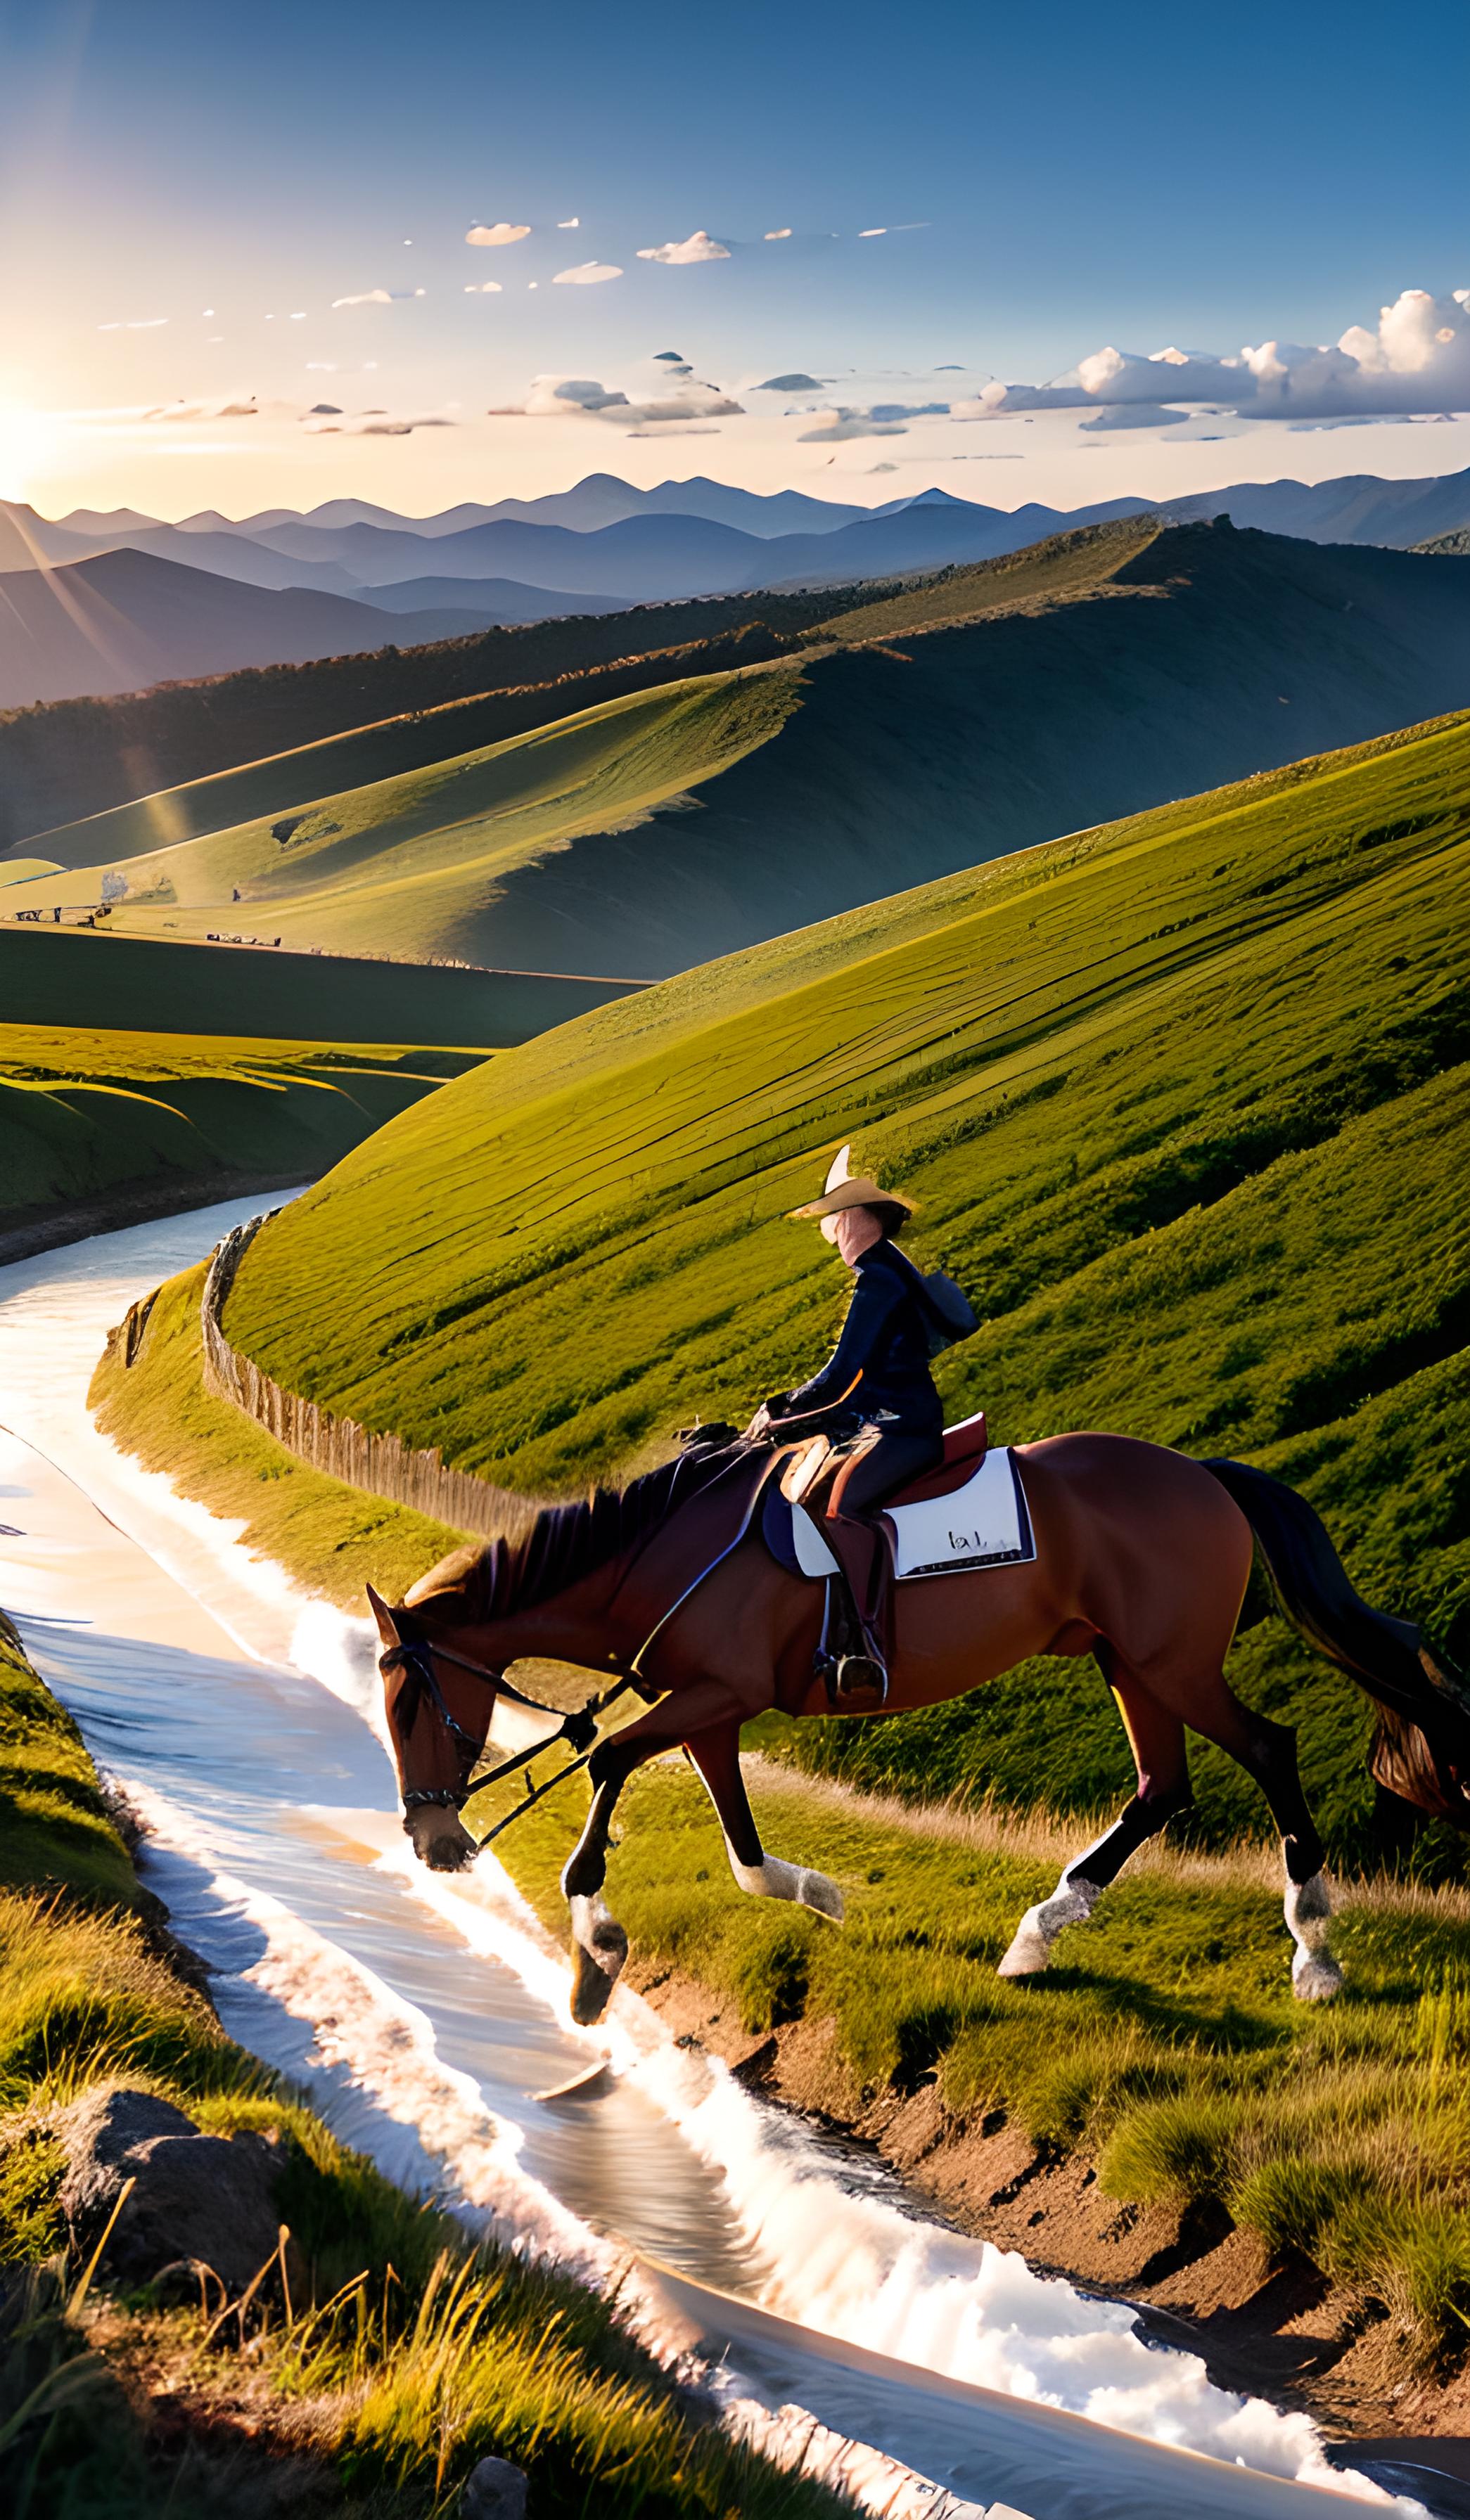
3,0,1467,513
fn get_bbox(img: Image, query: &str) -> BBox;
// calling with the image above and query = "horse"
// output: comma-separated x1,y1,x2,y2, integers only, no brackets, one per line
367,1429,1470,2026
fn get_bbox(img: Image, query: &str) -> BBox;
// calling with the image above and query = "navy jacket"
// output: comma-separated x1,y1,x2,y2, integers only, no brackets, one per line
773,1241,943,1436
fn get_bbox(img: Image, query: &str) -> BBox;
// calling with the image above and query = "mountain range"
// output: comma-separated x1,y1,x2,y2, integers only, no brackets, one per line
2,465,1468,712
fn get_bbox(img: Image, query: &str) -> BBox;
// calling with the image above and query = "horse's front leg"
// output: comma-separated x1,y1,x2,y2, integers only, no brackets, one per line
557,1680,774,2026
684,1721,844,1921
561,1768,634,2027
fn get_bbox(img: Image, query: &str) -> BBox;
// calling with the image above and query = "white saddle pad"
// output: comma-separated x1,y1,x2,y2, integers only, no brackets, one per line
791,1445,1036,1582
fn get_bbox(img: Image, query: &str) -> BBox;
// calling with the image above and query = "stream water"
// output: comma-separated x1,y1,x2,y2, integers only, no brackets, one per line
0,1195,1447,2519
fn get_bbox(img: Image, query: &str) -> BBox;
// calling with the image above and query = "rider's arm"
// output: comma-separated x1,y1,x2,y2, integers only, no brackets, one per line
771,1265,905,1420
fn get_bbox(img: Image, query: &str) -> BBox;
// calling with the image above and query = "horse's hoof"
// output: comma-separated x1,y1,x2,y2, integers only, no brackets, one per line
798,1868,845,1923
568,1895,627,2025
1293,1952,1343,2002
424,1836,477,1873
570,1944,618,2026
997,1910,1050,1976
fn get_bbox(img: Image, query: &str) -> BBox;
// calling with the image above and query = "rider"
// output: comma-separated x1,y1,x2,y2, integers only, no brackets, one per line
757,1148,953,1706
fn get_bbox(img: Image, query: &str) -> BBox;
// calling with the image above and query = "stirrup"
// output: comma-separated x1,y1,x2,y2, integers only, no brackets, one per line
831,1649,888,1711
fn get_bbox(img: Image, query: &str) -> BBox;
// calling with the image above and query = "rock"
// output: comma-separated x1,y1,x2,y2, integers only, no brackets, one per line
461,2454,530,2519
54,2083,286,2294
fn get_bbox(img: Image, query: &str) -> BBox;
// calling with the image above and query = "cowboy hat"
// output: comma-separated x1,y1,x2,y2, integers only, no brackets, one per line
788,1144,914,1222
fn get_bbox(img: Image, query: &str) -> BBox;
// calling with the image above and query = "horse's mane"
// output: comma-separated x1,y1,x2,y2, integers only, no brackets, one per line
433,1438,748,1625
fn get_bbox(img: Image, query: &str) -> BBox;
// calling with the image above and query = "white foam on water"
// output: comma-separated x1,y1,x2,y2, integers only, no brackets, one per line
395,1850,1411,2507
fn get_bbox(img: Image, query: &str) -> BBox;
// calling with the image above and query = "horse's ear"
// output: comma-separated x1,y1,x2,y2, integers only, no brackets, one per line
366,1582,401,1647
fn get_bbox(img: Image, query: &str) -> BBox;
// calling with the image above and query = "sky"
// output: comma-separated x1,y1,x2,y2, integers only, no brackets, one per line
2,0,1468,519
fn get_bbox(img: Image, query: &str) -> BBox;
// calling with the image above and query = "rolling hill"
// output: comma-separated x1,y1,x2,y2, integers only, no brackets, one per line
13,520,1470,980
0,589,861,851
0,927,640,1042
0,548,544,709
182,705,1469,1864
0,1026,482,1256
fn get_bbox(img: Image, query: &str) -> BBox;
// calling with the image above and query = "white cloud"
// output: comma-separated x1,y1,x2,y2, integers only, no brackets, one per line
637,229,730,265
98,317,168,330
331,288,392,307
488,368,743,427
308,411,456,437
466,221,530,247
553,261,623,285
797,406,908,442
969,285,1470,425
143,396,261,421
765,228,792,240
464,281,503,294
859,227,888,238
557,217,580,229
1078,403,1190,432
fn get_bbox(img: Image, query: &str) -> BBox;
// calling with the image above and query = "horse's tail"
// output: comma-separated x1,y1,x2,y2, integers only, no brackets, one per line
1203,1455,1470,1828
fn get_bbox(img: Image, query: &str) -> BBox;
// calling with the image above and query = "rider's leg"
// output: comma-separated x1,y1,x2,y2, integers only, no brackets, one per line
999,1666,1191,1976
825,1429,942,1695
684,1720,844,1920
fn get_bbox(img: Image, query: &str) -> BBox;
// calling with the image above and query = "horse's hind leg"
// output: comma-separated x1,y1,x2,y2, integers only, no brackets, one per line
684,1722,844,1922
1176,1668,1341,2002
999,1666,1191,1976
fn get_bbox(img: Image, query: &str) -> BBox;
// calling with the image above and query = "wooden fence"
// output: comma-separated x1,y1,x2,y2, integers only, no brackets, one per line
187,1211,541,1543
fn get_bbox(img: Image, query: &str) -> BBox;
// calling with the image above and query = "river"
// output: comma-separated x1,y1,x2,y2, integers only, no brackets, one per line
0,1195,1444,2519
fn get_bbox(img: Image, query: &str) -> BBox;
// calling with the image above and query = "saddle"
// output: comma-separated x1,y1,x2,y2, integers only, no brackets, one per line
770,1414,990,1709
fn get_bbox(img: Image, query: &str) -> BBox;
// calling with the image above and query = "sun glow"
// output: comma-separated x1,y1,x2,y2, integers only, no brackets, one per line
0,404,54,504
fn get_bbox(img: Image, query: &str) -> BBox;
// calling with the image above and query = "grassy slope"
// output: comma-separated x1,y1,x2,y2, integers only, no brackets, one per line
0,1609,853,2519
469,1756,1470,2367
6,667,800,965
18,520,1470,986
0,587,875,853
0,927,641,1046
19,622,796,874
193,708,1470,1864
0,1024,483,1241
822,513,1162,640
25,520,1162,874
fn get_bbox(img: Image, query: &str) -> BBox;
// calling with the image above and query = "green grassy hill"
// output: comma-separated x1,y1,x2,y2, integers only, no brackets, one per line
211,707,1470,1863
0,1024,483,1252
18,620,796,874
0,928,641,1043
20,523,1156,877
5,669,798,965
0,589,874,853
13,520,1470,982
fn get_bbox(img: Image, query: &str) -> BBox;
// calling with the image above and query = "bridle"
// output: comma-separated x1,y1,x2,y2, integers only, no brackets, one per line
378,1434,777,1843
378,1626,637,1842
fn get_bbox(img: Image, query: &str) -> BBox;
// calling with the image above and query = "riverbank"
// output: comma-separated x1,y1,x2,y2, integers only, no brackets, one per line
0,1605,864,2520
84,1259,1470,2462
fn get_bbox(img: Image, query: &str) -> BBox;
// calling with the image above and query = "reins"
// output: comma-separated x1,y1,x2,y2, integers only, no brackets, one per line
381,1435,783,1845
379,1631,639,1839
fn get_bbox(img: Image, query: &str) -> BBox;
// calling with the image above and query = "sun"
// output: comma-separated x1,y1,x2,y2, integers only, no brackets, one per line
0,404,56,506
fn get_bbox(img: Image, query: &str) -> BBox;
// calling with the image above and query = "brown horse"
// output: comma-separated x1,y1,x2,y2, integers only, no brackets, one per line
369,1431,1470,2026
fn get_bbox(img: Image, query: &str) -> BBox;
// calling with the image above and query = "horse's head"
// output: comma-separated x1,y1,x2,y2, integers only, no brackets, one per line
367,1581,492,1872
